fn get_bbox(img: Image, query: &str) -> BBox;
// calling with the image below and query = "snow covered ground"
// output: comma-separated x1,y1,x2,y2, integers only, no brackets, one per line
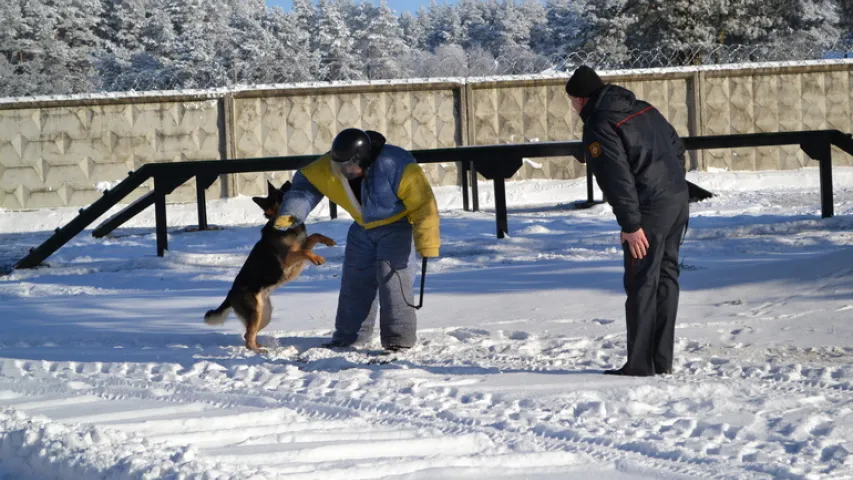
1,167,852,479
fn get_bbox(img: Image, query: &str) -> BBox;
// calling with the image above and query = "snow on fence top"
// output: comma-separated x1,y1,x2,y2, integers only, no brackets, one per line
3,58,853,108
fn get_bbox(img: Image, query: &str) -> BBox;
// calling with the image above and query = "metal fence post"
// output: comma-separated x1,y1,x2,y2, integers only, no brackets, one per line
470,160,480,212
494,176,508,238
154,175,168,256
800,133,834,219
460,160,470,212
195,173,217,231
818,143,834,219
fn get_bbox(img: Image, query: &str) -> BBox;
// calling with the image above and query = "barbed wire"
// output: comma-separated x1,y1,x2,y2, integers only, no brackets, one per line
2,42,852,101
556,42,853,72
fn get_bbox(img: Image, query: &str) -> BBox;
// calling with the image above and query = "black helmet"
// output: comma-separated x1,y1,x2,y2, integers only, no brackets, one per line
330,128,372,168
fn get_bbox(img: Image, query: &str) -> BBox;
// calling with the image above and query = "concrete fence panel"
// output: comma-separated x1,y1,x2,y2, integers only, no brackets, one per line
2,61,852,210
0,97,222,209
230,83,464,197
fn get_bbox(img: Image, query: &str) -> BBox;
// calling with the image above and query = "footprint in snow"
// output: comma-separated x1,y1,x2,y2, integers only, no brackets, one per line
716,299,743,307
447,328,491,342
506,331,530,341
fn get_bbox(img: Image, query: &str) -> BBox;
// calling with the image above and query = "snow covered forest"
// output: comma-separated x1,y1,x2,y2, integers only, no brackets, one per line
1,0,852,98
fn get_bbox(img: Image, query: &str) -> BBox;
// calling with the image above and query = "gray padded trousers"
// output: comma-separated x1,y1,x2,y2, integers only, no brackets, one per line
332,218,418,349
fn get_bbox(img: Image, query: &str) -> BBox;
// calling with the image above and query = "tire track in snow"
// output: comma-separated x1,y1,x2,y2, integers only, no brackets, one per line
3,330,853,479
0,370,717,480
7,340,852,480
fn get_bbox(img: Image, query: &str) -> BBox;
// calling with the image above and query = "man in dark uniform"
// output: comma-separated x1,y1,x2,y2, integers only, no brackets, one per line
566,65,690,377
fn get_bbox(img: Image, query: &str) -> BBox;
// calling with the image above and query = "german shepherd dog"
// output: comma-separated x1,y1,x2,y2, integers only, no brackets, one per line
204,180,336,352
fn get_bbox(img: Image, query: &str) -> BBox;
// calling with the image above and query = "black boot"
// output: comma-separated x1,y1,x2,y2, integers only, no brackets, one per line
384,345,410,353
603,365,654,377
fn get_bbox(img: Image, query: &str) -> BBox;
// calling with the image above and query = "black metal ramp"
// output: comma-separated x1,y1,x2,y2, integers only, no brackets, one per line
92,191,156,239
9,129,852,271
13,166,154,269
687,181,714,202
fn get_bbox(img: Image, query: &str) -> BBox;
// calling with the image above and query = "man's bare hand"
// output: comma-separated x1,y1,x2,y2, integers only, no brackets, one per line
621,228,649,260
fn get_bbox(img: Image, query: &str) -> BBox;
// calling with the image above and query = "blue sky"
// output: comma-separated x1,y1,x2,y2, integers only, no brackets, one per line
266,0,460,14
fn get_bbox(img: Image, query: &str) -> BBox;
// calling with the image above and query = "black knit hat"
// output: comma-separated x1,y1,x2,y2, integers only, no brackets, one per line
565,65,605,98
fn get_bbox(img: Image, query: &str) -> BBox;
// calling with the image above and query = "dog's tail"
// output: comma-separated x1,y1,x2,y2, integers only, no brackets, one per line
204,297,232,325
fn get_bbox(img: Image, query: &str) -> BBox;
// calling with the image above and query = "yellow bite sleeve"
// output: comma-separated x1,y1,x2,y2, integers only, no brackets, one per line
397,163,441,257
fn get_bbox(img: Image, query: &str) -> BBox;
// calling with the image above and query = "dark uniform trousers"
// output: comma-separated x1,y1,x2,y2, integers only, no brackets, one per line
622,192,689,375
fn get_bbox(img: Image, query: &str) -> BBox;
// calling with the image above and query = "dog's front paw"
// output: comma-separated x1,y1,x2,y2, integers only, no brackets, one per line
321,238,337,247
310,255,326,266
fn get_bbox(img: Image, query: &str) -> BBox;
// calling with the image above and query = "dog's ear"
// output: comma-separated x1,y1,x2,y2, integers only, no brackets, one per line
280,180,292,192
252,196,267,209
266,180,277,196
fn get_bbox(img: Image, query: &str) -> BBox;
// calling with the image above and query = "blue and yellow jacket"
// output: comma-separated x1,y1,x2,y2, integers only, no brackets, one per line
275,133,440,257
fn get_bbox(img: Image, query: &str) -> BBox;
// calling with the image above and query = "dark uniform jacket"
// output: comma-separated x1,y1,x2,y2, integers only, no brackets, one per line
580,84,689,234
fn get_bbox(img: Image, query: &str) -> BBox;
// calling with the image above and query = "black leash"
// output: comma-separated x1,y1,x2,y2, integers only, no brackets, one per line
414,257,427,309
386,257,428,309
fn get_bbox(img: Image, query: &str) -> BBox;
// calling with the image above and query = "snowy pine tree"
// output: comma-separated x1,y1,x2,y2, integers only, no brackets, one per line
519,0,550,50
628,0,720,65
220,0,274,85
770,0,842,55
415,5,434,48
579,0,638,67
538,0,586,61
96,0,148,59
353,1,408,80
138,0,177,59
490,1,529,52
14,0,104,94
399,11,429,51
0,0,35,96
489,0,551,73
288,0,322,79
713,0,778,46
423,43,470,77
456,0,491,51
96,0,178,92
316,0,360,81
840,0,853,40
466,46,498,76
426,3,465,51
0,0,848,97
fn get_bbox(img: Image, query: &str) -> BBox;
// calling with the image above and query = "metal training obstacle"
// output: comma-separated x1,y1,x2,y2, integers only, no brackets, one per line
12,129,853,271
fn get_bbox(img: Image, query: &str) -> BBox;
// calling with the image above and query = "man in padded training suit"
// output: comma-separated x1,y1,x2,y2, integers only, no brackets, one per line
273,128,440,351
